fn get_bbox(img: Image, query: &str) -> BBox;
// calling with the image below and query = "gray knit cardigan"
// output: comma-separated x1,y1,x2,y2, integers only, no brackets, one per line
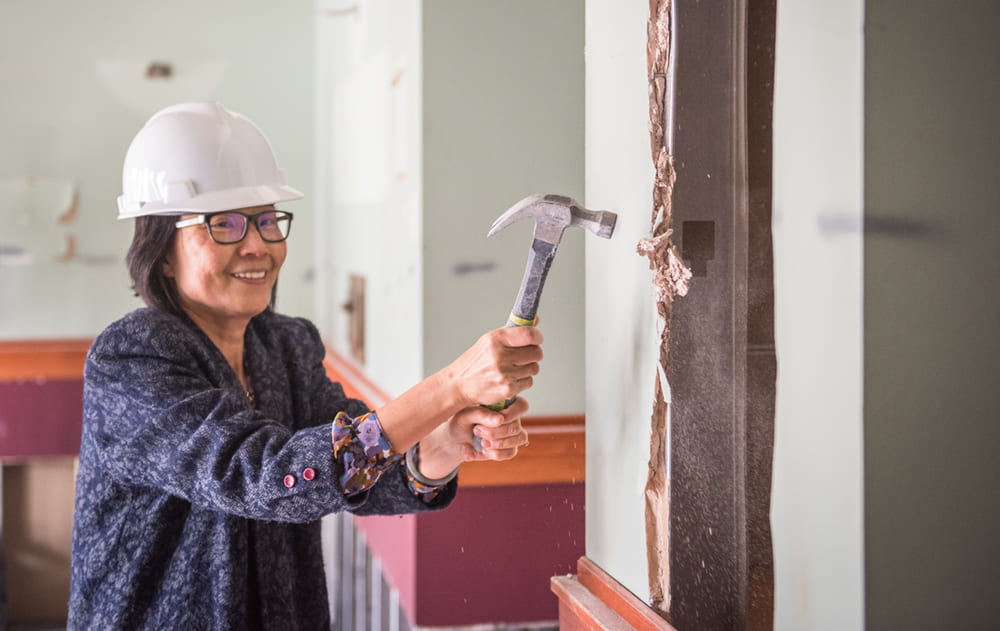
68,308,456,630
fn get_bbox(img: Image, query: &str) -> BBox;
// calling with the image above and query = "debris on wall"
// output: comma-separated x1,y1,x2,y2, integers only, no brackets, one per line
636,0,691,617
0,177,78,266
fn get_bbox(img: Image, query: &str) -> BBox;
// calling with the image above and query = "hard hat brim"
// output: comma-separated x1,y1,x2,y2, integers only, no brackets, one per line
117,183,304,220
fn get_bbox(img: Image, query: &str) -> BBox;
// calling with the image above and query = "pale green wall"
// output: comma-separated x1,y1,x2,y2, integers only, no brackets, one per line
315,0,585,414
422,0,585,414
770,2,865,630
0,0,315,339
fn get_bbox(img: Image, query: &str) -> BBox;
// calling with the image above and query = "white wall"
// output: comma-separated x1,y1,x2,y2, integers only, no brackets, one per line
0,0,315,339
770,2,865,630
584,0,659,602
315,0,424,395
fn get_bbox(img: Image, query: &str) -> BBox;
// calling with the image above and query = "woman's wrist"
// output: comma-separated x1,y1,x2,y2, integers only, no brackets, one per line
406,444,459,486
413,422,467,479
372,368,468,454
435,362,472,411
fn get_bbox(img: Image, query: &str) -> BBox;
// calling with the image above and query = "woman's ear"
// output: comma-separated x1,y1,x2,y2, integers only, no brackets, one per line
162,254,175,278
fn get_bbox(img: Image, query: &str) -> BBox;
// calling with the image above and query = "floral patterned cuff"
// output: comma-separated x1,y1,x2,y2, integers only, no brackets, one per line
405,473,444,502
331,411,400,496
404,448,447,504
330,411,446,502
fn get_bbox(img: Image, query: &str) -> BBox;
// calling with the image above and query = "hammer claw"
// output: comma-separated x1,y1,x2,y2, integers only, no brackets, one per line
487,194,617,243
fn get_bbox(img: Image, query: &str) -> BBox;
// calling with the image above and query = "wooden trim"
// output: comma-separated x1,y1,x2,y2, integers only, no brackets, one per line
0,339,92,381
323,345,585,487
552,557,678,631
551,575,634,631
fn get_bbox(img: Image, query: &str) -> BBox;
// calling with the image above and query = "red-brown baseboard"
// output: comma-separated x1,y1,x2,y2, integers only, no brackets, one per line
551,557,678,631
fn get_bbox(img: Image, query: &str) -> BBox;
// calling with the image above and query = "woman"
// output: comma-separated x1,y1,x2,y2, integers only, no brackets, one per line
68,102,543,630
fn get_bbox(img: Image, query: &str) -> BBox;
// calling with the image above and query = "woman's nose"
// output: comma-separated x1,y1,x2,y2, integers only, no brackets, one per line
238,222,268,254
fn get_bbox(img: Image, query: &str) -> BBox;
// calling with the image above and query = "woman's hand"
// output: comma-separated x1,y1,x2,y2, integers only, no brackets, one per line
373,325,541,457
414,397,531,480
444,326,543,409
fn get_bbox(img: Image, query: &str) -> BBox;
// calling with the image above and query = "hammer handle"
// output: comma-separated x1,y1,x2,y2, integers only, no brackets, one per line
507,239,556,328
475,238,556,454
491,238,554,412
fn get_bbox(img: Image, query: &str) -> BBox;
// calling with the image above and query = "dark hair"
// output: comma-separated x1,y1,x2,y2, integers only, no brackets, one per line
125,214,279,316
126,215,185,316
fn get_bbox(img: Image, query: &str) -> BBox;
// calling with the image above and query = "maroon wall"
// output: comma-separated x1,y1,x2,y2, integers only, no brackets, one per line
358,482,585,627
0,379,83,459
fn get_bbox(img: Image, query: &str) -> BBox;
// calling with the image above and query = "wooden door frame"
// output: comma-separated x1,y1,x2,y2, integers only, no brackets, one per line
554,1,776,628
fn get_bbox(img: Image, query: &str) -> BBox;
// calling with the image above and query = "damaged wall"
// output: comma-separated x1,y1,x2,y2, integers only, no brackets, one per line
0,0,316,338
584,0,661,602
585,1,862,628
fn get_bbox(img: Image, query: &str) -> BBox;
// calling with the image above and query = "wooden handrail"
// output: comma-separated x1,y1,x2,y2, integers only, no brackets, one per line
0,339,92,381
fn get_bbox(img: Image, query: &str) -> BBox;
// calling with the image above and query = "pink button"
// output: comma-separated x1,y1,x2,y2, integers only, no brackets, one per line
302,467,316,481
283,474,297,488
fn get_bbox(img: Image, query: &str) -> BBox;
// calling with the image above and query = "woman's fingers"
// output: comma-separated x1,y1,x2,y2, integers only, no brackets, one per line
449,326,544,406
476,421,526,444
479,429,529,451
474,397,530,457
479,428,530,460
449,395,532,461
470,396,529,428
507,359,541,380
500,324,544,348
484,330,543,394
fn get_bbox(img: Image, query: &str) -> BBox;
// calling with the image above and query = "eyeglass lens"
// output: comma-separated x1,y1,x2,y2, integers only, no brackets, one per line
207,211,292,244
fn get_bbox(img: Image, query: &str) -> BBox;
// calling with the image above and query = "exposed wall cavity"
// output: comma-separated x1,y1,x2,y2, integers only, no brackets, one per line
636,0,691,617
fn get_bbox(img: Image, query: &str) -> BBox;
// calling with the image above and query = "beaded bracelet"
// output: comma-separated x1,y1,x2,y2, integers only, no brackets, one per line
405,445,459,487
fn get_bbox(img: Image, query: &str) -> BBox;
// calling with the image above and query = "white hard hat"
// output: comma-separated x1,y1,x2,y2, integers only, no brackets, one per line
117,102,303,219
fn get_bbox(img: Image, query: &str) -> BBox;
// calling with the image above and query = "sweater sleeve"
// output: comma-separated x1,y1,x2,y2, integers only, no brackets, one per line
82,310,454,524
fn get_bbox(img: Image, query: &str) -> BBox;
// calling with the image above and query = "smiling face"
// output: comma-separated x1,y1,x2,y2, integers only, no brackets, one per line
164,205,287,334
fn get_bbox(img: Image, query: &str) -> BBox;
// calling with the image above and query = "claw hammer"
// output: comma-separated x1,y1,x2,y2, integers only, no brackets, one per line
478,194,618,438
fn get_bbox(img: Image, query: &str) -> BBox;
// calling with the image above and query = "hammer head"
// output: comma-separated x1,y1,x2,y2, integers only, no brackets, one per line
488,194,617,245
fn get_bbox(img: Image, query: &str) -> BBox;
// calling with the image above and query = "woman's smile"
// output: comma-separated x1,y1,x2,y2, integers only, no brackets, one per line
231,269,269,283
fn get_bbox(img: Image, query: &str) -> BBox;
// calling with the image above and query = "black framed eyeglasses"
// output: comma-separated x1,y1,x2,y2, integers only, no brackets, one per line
174,210,294,245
